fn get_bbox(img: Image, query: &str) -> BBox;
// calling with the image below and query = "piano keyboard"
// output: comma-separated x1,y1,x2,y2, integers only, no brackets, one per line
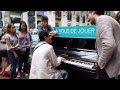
63,59,95,70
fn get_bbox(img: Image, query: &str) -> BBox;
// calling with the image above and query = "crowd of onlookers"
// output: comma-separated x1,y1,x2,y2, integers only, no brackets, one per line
0,15,58,79
0,21,32,79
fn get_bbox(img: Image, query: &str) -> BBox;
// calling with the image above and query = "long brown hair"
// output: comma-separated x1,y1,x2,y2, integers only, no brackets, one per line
7,23,16,36
2,24,8,33
19,21,27,32
115,11,120,24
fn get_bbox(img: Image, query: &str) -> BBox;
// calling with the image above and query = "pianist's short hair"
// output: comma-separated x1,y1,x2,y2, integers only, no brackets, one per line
95,11,104,15
39,30,49,41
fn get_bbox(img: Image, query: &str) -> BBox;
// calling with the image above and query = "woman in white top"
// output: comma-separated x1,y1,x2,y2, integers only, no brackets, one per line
5,23,19,79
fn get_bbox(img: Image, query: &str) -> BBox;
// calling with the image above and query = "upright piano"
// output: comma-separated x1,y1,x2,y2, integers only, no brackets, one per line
51,37,97,79
30,27,98,79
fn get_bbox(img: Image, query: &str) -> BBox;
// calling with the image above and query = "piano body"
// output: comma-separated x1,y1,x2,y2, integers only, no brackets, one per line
51,37,97,79
30,25,97,79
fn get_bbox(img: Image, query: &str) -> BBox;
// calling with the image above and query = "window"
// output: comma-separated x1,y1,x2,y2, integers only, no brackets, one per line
0,20,3,28
55,11,61,18
10,17,21,24
67,11,72,21
28,11,35,16
67,11,72,26
28,16,35,22
10,11,21,24
83,16,85,23
76,14,80,22
55,11,61,26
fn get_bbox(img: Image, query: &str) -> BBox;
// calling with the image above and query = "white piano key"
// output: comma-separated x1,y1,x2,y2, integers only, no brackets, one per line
63,60,94,69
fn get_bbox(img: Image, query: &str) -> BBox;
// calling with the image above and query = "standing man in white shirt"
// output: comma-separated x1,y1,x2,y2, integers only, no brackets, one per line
29,30,68,79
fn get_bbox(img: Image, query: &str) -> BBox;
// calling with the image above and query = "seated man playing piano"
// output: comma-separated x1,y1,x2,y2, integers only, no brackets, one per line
29,30,68,79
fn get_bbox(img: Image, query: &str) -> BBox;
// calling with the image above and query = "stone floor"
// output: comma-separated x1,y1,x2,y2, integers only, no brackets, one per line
0,56,32,79
0,75,9,79
0,74,29,79
0,71,29,79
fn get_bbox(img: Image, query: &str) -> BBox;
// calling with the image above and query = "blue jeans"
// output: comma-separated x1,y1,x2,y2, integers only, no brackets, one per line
7,50,18,79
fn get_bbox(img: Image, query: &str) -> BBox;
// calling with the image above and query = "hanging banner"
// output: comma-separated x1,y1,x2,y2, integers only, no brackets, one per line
37,11,44,16
53,25,96,39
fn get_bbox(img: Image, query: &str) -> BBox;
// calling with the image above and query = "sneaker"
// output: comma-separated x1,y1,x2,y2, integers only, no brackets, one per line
17,73,21,78
0,71,5,75
24,73,29,77
0,71,3,75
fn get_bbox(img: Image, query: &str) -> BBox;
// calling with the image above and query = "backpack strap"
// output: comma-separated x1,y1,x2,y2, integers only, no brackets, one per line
41,24,52,32
33,42,46,52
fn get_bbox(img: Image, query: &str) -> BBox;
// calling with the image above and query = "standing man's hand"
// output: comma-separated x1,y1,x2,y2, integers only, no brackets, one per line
49,31,57,36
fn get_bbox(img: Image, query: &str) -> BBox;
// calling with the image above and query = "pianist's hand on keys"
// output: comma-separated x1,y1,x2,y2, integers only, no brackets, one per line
58,57,66,62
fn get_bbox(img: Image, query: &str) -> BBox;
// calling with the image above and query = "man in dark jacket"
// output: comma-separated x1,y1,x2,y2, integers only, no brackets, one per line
37,16,57,36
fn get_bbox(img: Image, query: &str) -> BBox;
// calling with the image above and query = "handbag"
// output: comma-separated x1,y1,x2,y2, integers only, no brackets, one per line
17,47,27,55
0,43,8,50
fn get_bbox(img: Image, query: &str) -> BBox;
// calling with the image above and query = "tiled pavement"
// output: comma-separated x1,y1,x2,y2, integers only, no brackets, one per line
0,75,9,79
0,56,32,79
0,74,29,79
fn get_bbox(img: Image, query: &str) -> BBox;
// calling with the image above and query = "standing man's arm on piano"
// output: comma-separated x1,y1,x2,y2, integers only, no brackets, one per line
49,25,57,36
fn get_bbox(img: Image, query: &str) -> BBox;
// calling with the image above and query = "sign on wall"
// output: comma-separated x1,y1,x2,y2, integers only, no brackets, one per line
53,25,96,39
37,11,44,16
28,11,35,28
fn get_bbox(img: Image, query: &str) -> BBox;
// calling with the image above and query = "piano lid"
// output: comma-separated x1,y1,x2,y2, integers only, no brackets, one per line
51,37,97,62
51,37,96,50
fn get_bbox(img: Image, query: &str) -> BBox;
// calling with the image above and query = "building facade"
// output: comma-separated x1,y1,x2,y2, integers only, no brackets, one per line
0,11,117,30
